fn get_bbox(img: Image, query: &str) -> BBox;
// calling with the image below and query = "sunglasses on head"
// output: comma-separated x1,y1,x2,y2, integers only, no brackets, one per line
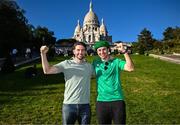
104,62,109,70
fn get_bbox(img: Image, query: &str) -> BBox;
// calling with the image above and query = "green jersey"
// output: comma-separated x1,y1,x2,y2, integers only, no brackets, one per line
93,58,126,101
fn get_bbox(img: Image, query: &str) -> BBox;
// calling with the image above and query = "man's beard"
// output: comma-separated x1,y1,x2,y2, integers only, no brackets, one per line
77,55,85,60
78,56,84,60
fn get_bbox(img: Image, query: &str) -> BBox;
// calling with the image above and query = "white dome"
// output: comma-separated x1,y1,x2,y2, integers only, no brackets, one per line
100,24,107,32
100,19,107,32
83,2,99,26
75,20,81,33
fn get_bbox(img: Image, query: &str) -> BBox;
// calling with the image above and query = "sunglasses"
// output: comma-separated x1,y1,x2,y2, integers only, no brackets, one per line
104,62,109,70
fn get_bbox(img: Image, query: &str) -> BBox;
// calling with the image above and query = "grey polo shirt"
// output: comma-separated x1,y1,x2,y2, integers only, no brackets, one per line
54,59,93,104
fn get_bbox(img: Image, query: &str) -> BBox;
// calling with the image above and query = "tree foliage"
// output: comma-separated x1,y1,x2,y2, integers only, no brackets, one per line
56,38,77,46
0,0,56,58
0,0,29,57
162,27,180,52
134,27,180,54
163,27,180,41
137,28,154,54
33,26,56,49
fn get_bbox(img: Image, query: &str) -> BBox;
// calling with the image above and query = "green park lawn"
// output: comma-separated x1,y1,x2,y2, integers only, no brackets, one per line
0,55,179,124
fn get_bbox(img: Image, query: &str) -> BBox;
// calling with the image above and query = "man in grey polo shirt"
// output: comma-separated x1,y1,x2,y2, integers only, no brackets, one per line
40,42,93,125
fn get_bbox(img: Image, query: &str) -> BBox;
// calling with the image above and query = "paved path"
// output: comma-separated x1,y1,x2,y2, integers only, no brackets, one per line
14,56,40,67
12,54,180,68
149,54,180,64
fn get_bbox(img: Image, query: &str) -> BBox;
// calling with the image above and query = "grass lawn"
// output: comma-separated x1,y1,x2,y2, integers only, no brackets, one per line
0,55,180,124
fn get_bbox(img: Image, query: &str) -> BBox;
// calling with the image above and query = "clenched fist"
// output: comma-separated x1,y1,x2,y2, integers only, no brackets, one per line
40,46,49,54
116,43,123,51
116,43,127,54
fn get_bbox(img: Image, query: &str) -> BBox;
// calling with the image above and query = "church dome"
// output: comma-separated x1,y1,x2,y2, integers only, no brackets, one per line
100,18,108,36
75,20,81,33
83,2,99,26
100,19,107,32
100,24,107,33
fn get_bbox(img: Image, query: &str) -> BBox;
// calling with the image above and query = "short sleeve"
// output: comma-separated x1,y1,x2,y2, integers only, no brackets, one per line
54,60,66,73
118,59,126,70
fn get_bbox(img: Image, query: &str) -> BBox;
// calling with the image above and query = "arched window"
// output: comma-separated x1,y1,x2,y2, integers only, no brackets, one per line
88,35,91,42
88,27,91,31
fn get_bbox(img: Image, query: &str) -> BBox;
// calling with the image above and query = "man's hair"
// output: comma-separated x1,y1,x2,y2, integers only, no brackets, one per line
72,42,87,50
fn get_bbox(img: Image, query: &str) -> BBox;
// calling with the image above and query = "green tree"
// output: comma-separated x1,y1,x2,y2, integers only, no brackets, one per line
131,42,139,53
25,24,35,47
162,27,180,52
174,27,180,41
137,28,154,54
163,27,174,41
33,26,56,57
0,0,29,57
33,26,56,49
56,38,77,46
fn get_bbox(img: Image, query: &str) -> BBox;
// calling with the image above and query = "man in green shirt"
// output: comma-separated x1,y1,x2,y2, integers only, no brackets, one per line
92,41,134,124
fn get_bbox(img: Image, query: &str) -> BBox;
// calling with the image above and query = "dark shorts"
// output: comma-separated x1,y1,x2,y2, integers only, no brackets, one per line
96,100,126,124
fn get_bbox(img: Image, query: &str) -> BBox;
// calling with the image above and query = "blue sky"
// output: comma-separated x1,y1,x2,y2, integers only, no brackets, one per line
16,0,180,42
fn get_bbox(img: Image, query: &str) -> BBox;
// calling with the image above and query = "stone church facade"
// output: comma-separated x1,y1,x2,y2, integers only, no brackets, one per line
73,2,112,46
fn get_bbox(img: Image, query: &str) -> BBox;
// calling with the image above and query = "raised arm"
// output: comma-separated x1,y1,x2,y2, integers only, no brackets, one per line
40,46,59,74
123,53,134,72
117,43,134,72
